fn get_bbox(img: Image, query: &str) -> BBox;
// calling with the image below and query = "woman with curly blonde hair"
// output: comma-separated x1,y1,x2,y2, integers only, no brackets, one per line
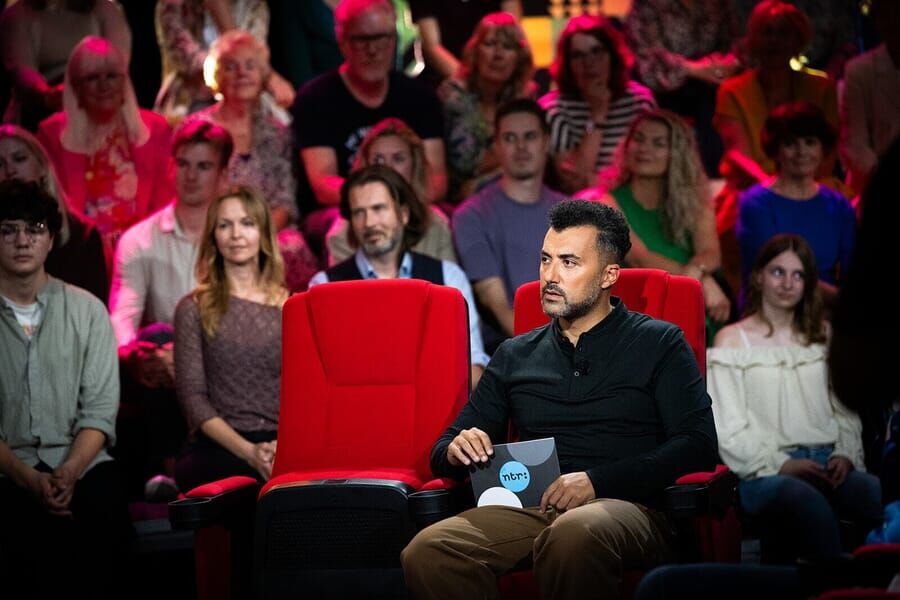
601,109,731,327
173,186,287,492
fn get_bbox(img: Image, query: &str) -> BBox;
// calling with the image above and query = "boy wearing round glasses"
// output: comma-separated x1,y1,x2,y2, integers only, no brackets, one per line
0,179,130,597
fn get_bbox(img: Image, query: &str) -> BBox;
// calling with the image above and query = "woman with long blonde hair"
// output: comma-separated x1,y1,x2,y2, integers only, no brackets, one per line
173,186,287,491
36,36,173,259
0,124,107,301
601,109,731,329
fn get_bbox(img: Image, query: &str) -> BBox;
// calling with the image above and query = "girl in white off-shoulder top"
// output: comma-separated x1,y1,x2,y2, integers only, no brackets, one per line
708,233,881,560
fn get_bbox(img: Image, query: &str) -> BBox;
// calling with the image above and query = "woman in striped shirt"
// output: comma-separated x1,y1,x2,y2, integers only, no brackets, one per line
539,15,655,195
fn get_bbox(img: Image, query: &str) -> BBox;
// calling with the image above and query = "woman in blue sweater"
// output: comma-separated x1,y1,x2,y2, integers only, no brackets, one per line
737,101,855,309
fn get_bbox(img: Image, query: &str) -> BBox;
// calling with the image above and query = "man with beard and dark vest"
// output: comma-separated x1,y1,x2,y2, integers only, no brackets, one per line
309,165,489,385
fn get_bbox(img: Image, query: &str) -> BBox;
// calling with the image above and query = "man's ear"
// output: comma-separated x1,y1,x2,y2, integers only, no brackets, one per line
601,262,620,290
400,204,410,226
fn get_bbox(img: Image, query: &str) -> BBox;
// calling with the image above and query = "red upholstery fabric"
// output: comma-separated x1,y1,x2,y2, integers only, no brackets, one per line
420,477,460,491
661,275,706,373
675,464,730,485
186,476,257,499
261,468,425,496
854,544,900,560
513,269,706,371
271,279,470,491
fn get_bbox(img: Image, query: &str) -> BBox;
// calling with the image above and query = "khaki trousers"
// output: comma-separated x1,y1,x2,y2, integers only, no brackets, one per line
401,498,676,600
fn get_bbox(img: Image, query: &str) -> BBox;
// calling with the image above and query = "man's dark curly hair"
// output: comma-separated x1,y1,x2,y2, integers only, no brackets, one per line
548,200,631,263
0,179,63,238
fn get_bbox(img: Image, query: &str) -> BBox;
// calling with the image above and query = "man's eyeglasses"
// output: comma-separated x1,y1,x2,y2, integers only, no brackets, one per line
0,221,49,243
347,32,396,51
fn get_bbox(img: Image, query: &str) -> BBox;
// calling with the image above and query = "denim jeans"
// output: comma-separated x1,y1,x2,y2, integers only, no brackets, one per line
739,446,883,557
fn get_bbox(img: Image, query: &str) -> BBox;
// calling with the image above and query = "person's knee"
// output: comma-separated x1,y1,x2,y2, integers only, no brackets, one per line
401,526,445,580
840,472,883,520
534,509,614,569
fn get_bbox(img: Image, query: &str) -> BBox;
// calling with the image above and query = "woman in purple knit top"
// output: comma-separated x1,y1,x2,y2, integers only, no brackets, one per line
174,186,288,492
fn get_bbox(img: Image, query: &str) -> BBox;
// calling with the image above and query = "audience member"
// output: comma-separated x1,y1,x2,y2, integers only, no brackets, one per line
325,118,455,265
710,233,880,561
0,124,107,302
600,110,731,330
540,14,656,194
108,120,232,497
410,0,521,85
452,98,565,348
839,0,900,195
291,0,446,250
439,11,534,204
714,0,843,293
715,1,839,196
154,0,296,125
190,29,317,291
310,165,488,385
174,186,287,492
266,0,342,90
733,0,859,79
37,36,173,261
626,0,740,176
737,102,855,309
0,179,131,598
0,0,131,131
402,199,718,599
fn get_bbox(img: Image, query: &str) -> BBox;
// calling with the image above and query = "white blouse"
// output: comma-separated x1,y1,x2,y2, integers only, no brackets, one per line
707,342,865,480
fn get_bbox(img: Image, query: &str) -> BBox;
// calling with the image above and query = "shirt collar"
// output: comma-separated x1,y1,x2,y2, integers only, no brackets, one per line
158,201,180,235
354,249,412,279
35,276,62,305
552,296,625,348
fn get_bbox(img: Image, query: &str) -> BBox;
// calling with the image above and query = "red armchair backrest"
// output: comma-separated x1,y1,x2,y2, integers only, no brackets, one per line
274,279,471,480
513,268,706,373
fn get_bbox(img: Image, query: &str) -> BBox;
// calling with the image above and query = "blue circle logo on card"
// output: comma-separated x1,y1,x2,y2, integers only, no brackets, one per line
499,461,530,493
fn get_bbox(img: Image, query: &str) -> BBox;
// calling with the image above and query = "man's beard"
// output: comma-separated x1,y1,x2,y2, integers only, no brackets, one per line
541,281,602,320
361,227,402,257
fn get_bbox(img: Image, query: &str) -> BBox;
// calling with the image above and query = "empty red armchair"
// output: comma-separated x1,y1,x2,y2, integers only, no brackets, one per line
170,280,471,599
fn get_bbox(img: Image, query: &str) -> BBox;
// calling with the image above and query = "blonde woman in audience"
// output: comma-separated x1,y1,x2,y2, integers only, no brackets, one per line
0,124,107,301
190,29,317,291
173,187,287,491
438,11,534,204
601,110,731,330
0,0,131,130
325,118,456,266
154,0,295,124
709,233,880,561
36,36,173,260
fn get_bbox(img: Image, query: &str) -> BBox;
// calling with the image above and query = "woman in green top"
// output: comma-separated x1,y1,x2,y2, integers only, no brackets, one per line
601,109,732,326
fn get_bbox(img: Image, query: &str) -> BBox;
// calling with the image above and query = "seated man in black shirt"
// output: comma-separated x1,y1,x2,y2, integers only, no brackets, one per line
401,200,718,599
